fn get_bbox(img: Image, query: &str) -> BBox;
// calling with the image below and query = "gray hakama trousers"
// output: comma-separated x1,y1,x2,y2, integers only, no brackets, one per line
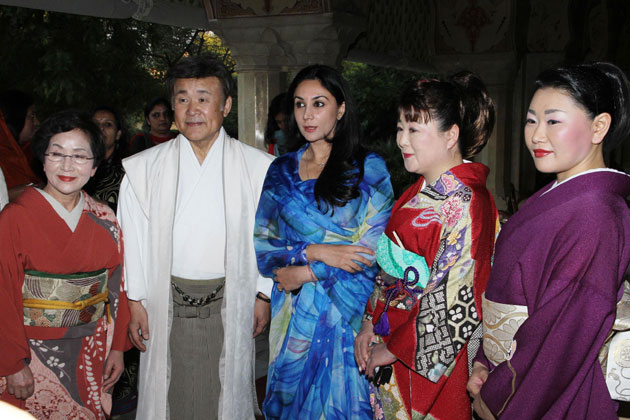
168,276,225,420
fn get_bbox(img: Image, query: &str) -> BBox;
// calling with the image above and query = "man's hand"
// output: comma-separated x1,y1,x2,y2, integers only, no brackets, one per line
354,320,376,372
274,265,312,293
102,350,124,392
365,342,397,378
306,244,374,273
467,361,490,398
253,295,270,337
6,364,34,400
128,300,149,352
473,393,496,420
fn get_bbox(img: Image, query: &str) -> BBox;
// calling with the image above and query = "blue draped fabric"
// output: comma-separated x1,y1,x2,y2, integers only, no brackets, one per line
254,145,394,419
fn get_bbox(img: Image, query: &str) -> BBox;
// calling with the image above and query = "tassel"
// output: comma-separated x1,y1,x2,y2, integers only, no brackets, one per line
373,312,390,336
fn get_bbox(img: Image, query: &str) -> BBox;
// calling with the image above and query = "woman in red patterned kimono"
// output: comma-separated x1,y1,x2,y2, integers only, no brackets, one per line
354,73,498,420
0,110,130,419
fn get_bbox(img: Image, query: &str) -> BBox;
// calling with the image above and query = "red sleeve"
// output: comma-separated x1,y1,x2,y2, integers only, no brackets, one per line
111,221,132,352
0,205,31,375
112,290,132,351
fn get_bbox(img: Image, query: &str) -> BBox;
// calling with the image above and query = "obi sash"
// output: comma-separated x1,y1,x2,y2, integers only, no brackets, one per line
481,293,529,367
372,233,430,336
22,269,109,328
603,281,630,401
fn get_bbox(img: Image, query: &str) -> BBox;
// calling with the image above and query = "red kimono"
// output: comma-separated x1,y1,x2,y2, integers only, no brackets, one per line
367,163,498,420
0,188,130,419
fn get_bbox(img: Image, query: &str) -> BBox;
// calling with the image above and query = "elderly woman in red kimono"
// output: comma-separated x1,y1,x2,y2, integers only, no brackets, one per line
468,62,630,420
354,73,499,420
0,110,130,419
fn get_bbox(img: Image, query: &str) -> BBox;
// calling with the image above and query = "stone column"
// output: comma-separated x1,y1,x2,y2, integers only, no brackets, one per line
210,12,365,149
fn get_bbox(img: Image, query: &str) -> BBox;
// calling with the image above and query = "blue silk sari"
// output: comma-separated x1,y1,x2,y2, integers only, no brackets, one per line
254,145,394,419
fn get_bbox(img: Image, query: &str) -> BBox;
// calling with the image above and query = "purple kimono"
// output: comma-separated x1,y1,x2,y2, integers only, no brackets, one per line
475,169,630,419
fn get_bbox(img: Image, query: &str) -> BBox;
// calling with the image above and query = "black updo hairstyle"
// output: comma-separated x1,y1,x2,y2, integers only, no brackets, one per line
534,62,630,151
286,64,366,212
32,109,105,168
398,71,495,160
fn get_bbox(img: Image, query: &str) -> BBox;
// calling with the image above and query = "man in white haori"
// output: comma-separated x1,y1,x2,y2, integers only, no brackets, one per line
117,56,273,420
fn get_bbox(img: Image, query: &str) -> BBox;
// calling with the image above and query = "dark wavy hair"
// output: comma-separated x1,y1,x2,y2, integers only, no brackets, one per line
286,64,366,212
32,109,105,168
166,55,234,104
264,93,286,146
399,72,495,159
533,62,630,151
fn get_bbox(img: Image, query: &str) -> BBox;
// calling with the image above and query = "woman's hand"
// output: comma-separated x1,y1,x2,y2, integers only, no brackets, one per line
467,361,490,398
6,364,34,400
354,320,377,372
305,244,375,273
275,265,313,292
473,393,496,420
365,342,397,378
102,350,125,393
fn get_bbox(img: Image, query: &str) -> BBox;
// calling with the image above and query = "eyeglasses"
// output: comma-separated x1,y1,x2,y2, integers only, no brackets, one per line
44,152,94,165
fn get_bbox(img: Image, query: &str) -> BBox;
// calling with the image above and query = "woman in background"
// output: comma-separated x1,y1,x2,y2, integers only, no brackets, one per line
355,73,498,420
254,64,394,419
264,92,288,156
86,106,126,212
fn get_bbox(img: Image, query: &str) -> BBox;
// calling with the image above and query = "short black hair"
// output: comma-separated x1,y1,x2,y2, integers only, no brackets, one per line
166,56,234,103
32,109,105,168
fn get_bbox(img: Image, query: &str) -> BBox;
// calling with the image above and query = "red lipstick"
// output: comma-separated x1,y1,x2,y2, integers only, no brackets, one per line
403,153,413,159
58,176,76,182
533,149,552,158
303,126,317,133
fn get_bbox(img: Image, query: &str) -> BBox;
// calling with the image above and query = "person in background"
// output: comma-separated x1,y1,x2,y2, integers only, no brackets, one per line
87,105,138,416
0,168,8,210
127,97,177,155
264,92,288,156
85,106,126,212
0,89,41,195
355,73,498,420
118,56,273,420
0,110,131,419
468,62,630,420
254,64,394,419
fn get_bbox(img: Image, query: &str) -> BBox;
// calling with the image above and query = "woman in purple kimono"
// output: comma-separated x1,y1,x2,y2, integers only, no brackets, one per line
468,62,630,420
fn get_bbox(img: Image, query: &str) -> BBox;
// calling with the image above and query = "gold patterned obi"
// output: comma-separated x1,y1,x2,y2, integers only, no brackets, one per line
602,281,630,401
482,293,529,367
22,269,109,328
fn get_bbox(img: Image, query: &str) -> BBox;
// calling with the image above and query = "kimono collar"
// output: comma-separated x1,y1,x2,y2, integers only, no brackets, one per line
423,162,490,197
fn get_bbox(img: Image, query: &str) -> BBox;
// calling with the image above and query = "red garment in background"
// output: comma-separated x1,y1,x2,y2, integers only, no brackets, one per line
0,113,40,189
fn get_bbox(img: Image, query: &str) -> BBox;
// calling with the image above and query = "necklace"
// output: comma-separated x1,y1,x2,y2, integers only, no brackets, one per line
304,148,330,179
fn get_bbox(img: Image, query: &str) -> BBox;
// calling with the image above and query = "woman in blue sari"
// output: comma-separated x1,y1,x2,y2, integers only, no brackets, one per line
254,65,394,419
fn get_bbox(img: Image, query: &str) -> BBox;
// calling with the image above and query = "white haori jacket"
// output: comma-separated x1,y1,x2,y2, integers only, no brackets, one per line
118,129,273,420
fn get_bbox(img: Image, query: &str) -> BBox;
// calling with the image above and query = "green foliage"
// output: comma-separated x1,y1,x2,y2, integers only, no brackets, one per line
0,6,236,135
342,61,425,197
